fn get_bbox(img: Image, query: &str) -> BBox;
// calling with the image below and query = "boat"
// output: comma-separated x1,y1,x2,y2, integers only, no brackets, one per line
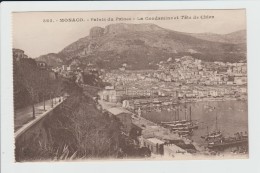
171,126,190,131
171,128,193,136
188,122,199,130
177,129,193,136
202,130,222,140
207,132,248,149
161,120,189,125
201,128,222,141
166,121,198,130
163,106,199,132
201,116,222,141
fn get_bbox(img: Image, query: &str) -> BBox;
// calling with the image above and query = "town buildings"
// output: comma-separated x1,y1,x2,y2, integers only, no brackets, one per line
99,56,247,108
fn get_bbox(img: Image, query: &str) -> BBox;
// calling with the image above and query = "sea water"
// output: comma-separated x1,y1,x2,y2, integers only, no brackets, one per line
142,100,248,146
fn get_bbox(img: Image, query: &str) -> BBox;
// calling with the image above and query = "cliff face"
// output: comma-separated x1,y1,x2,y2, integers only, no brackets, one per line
90,26,105,38
38,23,247,69
104,23,163,34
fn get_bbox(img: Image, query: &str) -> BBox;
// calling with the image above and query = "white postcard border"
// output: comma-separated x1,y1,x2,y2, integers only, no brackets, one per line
1,1,260,173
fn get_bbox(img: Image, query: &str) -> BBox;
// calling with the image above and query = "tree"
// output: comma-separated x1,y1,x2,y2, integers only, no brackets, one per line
56,94,122,158
17,59,41,118
48,77,64,107
38,70,51,110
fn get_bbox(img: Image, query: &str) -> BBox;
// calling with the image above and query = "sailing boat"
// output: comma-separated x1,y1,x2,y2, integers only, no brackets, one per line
187,106,199,130
201,116,222,141
161,106,198,128
167,106,197,137
161,95,187,125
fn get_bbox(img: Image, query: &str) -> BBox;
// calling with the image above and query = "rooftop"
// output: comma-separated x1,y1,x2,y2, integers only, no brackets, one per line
146,138,165,145
164,143,186,153
107,107,132,115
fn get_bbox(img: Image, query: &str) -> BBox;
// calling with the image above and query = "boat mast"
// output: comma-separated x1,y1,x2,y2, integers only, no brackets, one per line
216,116,218,131
184,107,187,120
190,106,192,122
174,109,176,121
177,106,180,120
184,95,187,120
172,107,174,121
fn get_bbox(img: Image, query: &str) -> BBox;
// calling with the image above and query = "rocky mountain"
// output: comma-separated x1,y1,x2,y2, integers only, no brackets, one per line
37,23,246,70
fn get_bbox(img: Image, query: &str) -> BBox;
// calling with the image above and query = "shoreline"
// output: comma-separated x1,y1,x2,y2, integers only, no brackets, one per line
128,96,247,111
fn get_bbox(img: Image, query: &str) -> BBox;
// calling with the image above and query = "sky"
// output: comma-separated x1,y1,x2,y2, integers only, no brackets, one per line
13,9,246,58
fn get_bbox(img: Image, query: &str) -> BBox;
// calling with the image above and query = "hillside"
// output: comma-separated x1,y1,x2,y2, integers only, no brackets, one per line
37,23,247,69
37,53,64,67
186,30,246,44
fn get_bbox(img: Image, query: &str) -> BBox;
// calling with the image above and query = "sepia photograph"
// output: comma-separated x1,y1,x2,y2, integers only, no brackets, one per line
12,9,248,162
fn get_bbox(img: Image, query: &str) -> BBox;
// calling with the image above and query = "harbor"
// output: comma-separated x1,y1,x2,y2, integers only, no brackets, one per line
98,99,248,158
141,100,248,155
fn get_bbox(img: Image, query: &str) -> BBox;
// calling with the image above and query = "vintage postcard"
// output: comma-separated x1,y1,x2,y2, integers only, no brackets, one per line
12,9,248,162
